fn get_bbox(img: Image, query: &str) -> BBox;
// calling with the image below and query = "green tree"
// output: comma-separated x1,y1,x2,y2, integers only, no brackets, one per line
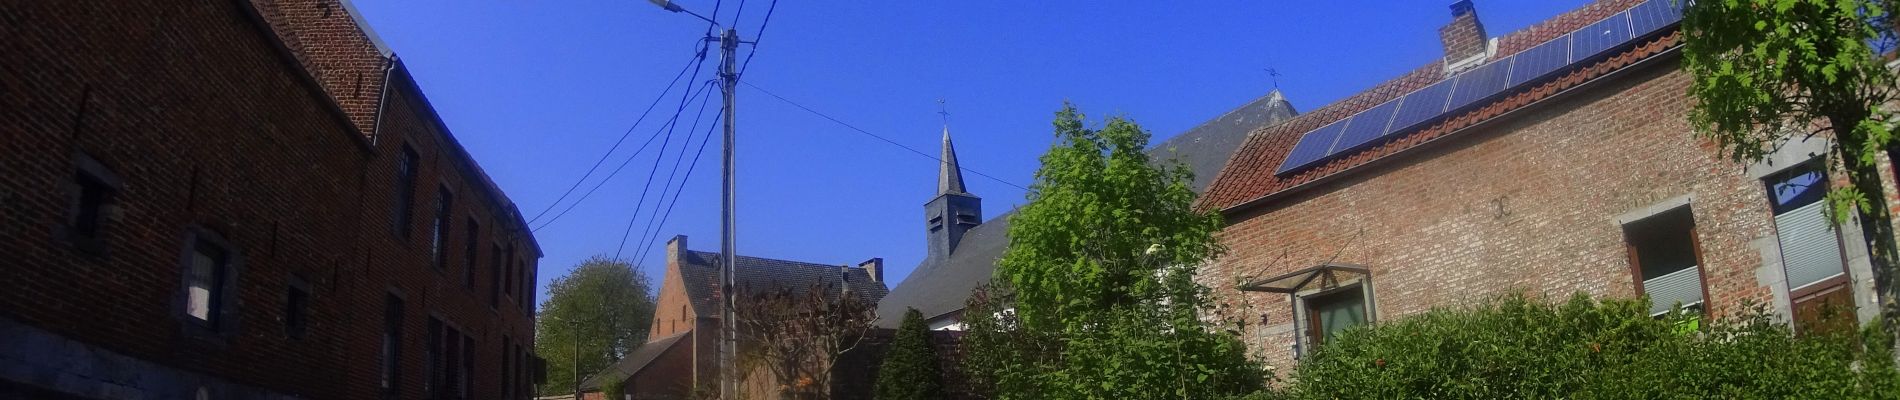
1682,0,1900,326
875,308,944,400
535,256,656,396
961,104,1266,399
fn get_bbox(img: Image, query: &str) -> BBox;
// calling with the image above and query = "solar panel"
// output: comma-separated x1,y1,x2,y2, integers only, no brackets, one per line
1387,79,1455,133
1507,35,1571,87
1570,11,1632,61
1628,0,1682,37
1448,60,1510,111
1273,0,1678,177
1330,99,1402,155
1274,120,1350,174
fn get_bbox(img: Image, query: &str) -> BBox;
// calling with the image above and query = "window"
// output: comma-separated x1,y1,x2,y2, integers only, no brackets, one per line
464,219,479,289
64,154,122,253
1623,206,1708,316
432,187,453,270
382,294,405,396
184,237,233,326
461,334,474,399
501,336,513,399
392,146,420,239
1765,163,1855,334
426,318,441,398
503,246,517,300
285,278,311,339
489,244,503,309
1303,286,1369,346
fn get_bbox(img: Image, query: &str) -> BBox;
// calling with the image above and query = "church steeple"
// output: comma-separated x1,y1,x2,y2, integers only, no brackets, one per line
925,111,982,263
938,127,968,195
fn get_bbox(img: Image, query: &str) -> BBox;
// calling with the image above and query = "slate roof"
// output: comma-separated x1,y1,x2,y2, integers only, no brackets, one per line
1199,0,1665,212
677,250,891,316
577,331,690,391
875,90,1298,327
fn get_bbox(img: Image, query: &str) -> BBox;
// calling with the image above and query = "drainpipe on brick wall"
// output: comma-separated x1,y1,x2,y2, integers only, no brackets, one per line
369,56,396,145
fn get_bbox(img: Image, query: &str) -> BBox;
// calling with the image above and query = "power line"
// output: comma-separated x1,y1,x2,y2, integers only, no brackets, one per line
740,81,1031,191
632,98,725,264
616,76,720,259
526,44,708,225
736,0,778,77
533,80,718,232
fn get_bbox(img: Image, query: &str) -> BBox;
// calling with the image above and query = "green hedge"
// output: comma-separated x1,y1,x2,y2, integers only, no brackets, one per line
1284,294,1899,399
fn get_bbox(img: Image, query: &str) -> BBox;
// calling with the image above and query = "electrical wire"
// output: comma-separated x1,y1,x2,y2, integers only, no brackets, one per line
740,80,1031,191
525,44,707,225
736,0,778,77
616,78,719,259
631,97,725,264
532,79,718,232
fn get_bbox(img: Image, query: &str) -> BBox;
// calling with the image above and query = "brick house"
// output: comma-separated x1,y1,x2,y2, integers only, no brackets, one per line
577,235,889,399
2,1,544,399
1198,0,1889,371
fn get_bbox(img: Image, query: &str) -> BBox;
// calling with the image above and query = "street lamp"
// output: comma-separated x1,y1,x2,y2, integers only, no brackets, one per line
644,1,746,398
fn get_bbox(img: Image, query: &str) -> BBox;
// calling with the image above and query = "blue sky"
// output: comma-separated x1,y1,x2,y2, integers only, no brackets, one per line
349,0,1591,303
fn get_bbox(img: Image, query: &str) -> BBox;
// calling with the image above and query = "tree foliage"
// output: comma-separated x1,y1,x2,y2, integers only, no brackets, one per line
1683,0,1900,320
1285,293,1900,399
875,308,945,400
534,256,656,396
960,104,1267,399
733,282,876,400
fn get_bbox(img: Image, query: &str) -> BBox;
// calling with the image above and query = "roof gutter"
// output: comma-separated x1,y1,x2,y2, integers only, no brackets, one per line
1220,41,1684,218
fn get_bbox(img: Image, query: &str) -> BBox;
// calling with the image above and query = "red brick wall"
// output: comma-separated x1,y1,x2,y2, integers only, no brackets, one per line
0,1,538,399
1204,59,1785,371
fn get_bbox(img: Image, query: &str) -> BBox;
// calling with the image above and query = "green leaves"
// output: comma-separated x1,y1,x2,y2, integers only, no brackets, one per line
961,104,1265,399
875,309,945,400
533,256,657,396
1283,294,1900,399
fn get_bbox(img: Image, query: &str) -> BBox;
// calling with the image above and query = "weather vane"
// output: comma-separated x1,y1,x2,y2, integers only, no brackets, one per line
937,98,950,126
1263,67,1282,90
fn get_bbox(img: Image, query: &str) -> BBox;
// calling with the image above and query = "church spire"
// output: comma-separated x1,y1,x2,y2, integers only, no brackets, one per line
938,126,968,195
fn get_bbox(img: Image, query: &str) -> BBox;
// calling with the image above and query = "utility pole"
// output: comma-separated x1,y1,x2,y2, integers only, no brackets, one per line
716,26,740,400
643,2,743,397
572,318,582,400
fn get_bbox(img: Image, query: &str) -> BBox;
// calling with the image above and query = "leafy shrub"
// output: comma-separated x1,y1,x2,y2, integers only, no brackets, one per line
1284,293,1899,399
876,308,944,400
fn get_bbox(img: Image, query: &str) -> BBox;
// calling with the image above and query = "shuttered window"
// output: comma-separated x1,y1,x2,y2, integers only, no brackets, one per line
1766,166,1846,290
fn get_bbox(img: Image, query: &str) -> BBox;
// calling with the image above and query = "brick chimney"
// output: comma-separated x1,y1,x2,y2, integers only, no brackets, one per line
1439,0,1490,70
666,235,688,265
858,258,884,283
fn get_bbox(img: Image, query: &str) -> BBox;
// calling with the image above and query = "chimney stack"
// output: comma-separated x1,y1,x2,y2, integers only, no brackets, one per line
666,235,688,265
858,258,884,283
1439,0,1489,70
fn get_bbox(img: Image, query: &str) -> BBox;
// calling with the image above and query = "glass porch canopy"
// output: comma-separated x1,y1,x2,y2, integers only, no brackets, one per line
1236,263,1371,294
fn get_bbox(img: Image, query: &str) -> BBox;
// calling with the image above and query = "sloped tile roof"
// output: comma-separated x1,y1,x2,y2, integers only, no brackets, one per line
577,331,690,391
677,251,891,316
1200,0,1666,212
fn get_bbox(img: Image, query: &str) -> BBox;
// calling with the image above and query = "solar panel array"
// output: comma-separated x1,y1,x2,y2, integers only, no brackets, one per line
1275,0,1682,175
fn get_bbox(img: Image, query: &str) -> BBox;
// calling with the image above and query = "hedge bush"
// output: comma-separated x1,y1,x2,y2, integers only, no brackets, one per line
876,308,944,400
1284,294,1899,399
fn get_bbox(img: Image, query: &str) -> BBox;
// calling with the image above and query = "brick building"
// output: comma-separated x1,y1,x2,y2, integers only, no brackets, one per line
1199,0,1889,370
577,235,888,399
2,1,544,398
